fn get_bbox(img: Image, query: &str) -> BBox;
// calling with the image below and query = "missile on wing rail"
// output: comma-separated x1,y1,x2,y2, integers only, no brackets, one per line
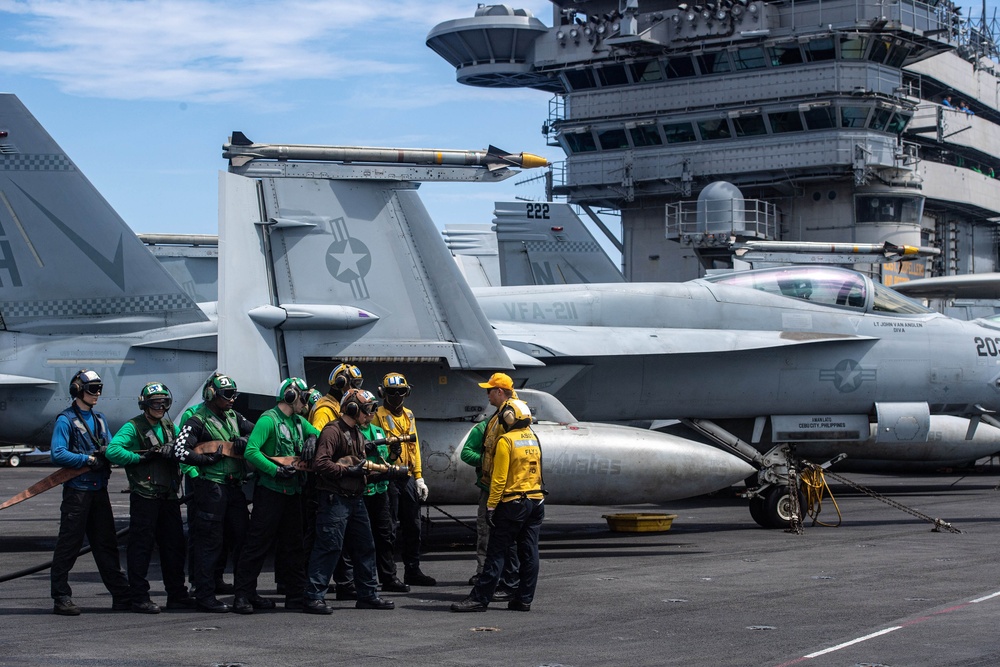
223,131,550,171
732,240,940,265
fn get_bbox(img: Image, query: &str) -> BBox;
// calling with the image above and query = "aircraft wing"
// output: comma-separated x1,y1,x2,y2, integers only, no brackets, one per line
494,324,873,359
892,273,1000,300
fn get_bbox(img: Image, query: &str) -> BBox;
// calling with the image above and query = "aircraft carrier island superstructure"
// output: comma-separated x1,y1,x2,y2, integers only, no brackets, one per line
427,0,1000,285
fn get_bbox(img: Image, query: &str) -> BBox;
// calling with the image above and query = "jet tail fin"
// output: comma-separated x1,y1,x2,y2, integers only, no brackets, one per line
0,94,205,333
218,167,511,396
493,201,624,286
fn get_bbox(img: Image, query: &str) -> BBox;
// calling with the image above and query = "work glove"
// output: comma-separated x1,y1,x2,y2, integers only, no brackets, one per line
137,450,159,463
386,464,409,479
300,435,317,463
231,436,249,457
415,477,429,501
486,509,496,529
87,453,108,472
204,445,225,464
388,441,402,463
345,460,369,477
274,464,297,479
364,439,378,457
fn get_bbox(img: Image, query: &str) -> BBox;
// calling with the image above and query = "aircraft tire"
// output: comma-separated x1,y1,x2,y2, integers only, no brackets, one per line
5,455,18,468
748,496,768,527
761,487,805,529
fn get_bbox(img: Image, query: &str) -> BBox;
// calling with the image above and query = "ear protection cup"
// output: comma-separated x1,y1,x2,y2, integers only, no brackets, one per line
501,405,516,429
202,372,222,402
283,385,300,404
69,370,86,399
344,400,359,418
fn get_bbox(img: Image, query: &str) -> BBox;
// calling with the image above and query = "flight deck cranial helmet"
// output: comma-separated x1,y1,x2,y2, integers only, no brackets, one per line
277,377,309,405
69,369,103,399
499,399,533,431
378,372,411,405
329,363,363,390
138,382,172,411
341,387,377,419
306,388,323,411
203,373,238,402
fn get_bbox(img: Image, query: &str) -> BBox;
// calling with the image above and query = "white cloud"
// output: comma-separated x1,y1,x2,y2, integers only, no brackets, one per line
0,0,546,101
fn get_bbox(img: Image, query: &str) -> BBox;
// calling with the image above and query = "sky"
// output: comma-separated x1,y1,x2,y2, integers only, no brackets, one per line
1,0,998,244
0,0,564,238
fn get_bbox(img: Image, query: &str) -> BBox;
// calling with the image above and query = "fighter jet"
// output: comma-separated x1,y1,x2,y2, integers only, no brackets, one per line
0,93,751,506
219,134,1000,528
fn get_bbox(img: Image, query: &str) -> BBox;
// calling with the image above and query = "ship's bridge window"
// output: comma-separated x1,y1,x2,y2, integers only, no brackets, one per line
768,109,805,133
630,60,663,83
803,105,836,129
871,282,931,314
563,130,598,153
804,37,836,62
663,121,697,143
597,127,630,150
564,68,597,90
665,56,696,79
734,46,767,70
628,123,663,147
697,118,732,141
870,107,893,131
885,40,910,68
697,51,732,74
886,112,911,134
768,42,803,67
867,37,901,65
732,113,768,137
841,106,871,128
704,266,873,310
855,194,923,225
597,64,629,87
839,36,868,59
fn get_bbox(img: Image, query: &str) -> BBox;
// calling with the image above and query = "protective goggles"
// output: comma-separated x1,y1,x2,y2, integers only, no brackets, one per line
146,399,170,411
216,388,239,401
84,383,103,396
384,387,408,396
350,378,364,389
359,402,377,415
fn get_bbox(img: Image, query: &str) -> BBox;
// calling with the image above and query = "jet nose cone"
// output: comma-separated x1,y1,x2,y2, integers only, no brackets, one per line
533,423,754,504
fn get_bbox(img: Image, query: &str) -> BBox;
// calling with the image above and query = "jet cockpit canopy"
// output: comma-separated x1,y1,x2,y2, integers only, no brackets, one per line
703,265,931,314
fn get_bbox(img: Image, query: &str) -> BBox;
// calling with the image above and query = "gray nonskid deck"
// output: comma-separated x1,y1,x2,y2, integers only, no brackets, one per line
2,466,1000,666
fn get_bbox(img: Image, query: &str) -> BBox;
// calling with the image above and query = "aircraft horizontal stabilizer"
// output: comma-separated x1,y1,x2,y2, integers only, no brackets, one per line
496,324,873,359
0,373,58,386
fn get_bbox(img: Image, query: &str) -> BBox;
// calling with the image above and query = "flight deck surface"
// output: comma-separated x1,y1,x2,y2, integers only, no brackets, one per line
2,466,1000,666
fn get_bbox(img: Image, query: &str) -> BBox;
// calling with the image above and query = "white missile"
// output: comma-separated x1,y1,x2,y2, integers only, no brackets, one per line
418,420,755,505
223,131,550,171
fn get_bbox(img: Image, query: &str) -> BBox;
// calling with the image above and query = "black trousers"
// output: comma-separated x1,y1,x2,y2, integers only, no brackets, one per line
234,486,306,598
189,478,248,602
301,478,352,587
127,493,188,601
472,498,545,605
50,486,130,602
363,490,397,583
388,476,422,571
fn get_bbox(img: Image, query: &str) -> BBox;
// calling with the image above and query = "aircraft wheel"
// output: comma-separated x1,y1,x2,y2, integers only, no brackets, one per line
749,496,768,528
6,454,19,468
761,487,805,529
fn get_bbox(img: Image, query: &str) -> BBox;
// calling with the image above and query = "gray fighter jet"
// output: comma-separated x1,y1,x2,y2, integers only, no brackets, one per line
220,134,1000,527
0,93,751,506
